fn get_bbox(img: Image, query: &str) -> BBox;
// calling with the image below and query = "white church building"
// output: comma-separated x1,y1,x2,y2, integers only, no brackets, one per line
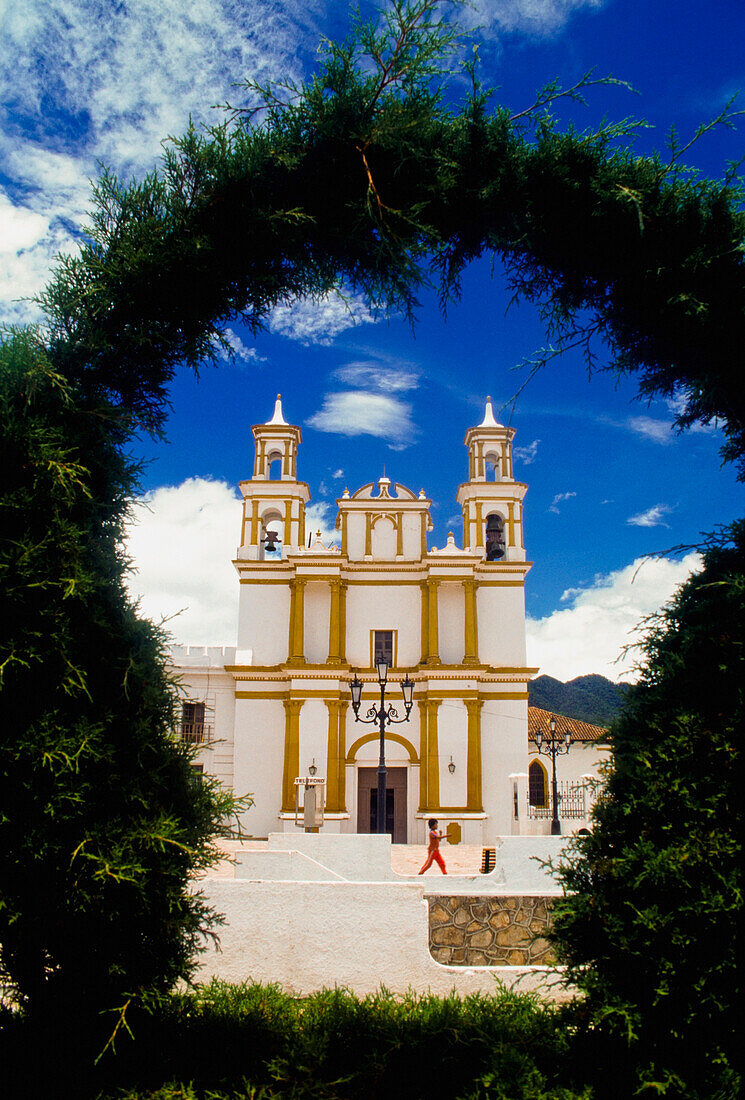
170,397,607,844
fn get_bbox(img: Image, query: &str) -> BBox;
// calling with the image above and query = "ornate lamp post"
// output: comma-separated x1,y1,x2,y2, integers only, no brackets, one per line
535,715,572,835
350,659,414,836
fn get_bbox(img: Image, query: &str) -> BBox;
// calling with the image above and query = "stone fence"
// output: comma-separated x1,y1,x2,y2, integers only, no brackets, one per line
429,895,554,966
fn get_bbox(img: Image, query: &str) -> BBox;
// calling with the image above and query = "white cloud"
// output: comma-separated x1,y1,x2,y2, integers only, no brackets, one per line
215,327,265,364
124,478,241,645
268,290,376,344
514,438,540,464
0,0,321,321
461,0,604,37
627,503,673,528
527,552,702,682
548,490,576,514
626,415,674,444
331,468,344,479
307,391,418,447
334,361,419,392
304,501,340,547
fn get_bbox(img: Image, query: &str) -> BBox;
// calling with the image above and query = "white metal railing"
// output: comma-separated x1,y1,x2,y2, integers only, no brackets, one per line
527,780,594,820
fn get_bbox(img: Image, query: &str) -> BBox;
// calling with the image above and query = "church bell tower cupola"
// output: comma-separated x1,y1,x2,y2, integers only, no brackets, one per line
456,397,528,562
237,395,310,560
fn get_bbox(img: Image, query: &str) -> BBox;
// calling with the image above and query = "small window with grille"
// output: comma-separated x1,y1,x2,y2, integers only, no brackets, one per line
373,630,394,666
181,701,206,744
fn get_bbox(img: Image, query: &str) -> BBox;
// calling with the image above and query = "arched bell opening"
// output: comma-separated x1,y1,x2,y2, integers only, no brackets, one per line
484,449,501,481
266,449,283,480
260,509,283,559
485,511,506,561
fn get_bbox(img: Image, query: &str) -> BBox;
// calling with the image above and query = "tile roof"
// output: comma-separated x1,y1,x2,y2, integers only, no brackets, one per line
528,706,609,744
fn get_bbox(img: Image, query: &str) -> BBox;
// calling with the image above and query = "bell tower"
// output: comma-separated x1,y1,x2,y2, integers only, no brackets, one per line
456,397,528,561
237,395,310,559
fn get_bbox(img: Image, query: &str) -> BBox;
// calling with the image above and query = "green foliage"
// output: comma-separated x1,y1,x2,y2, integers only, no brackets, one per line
0,328,241,1037
529,674,629,727
37,0,745,473
551,524,745,1098
0,980,592,1098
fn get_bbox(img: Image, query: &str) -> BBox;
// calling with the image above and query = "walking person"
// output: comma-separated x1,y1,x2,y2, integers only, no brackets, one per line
418,818,447,874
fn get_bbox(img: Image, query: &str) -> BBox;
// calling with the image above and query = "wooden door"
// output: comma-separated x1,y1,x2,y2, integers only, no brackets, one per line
357,767,407,843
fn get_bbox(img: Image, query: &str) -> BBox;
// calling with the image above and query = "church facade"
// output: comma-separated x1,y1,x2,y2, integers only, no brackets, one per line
171,397,593,843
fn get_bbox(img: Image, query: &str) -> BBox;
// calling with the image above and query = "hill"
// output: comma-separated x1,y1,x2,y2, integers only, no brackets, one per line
528,673,629,727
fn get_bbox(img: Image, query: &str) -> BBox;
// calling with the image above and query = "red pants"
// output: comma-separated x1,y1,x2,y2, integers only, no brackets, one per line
418,849,447,874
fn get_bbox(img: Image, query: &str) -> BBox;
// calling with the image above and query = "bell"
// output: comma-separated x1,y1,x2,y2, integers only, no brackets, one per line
263,529,279,552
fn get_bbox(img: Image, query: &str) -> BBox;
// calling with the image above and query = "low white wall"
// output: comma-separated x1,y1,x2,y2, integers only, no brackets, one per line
195,879,569,1000
233,833,570,895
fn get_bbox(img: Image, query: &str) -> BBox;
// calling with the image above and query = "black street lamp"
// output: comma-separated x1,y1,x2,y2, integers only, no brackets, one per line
534,715,572,835
349,660,414,836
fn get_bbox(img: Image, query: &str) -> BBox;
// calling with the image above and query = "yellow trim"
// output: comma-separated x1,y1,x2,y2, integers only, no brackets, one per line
339,582,347,662
325,699,347,811
420,581,429,664
426,699,440,810
365,514,372,557
346,730,418,764
235,690,289,699
426,579,440,666
281,699,303,811
475,501,483,547
299,502,305,547
420,513,427,558
463,578,479,664
462,504,470,549
507,502,516,548
284,500,293,547
287,578,306,665
327,579,342,664
396,511,404,556
341,512,348,556
465,699,484,812
417,700,428,810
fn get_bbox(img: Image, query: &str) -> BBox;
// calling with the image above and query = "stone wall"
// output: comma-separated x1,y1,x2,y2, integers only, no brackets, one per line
429,895,554,966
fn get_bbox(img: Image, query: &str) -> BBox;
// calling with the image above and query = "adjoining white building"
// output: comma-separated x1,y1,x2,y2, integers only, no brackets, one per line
171,396,607,843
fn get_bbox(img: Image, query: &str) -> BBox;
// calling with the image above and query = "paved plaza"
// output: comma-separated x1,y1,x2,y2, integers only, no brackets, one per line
209,839,485,879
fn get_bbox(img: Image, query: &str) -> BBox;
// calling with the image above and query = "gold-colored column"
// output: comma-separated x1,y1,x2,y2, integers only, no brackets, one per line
250,500,260,545
468,449,475,480
463,578,479,665
337,700,348,811
427,579,440,666
417,699,429,810
475,502,483,548
282,442,291,476
462,504,470,549
299,502,306,548
477,443,484,479
426,699,441,810
365,514,372,557
325,700,342,811
465,699,484,811
420,513,428,558
420,581,429,664
284,500,293,547
341,513,348,556
327,579,342,664
396,512,404,556
281,699,303,811
287,578,306,665
339,582,347,662
507,502,516,547
501,441,510,479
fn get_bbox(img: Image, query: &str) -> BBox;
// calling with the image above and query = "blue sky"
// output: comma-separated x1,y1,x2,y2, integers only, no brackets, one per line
2,0,743,681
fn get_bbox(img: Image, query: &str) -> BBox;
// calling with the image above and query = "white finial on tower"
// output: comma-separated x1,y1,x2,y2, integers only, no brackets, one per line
267,394,288,425
479,395,501,428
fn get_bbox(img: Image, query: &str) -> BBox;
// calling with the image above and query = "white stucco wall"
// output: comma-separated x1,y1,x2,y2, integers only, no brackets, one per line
303,581,331,663
234,698,285,836
345,584,421,667
438,583,465,665
481,699,529,837
194,878,569,999
237,583,290,663
477,586,527,666
436,699,468,806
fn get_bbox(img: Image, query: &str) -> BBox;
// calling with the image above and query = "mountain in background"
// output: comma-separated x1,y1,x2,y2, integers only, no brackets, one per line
529,674,630,728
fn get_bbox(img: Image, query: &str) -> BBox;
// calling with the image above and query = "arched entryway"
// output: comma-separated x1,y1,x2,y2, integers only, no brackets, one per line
346,732,418,844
